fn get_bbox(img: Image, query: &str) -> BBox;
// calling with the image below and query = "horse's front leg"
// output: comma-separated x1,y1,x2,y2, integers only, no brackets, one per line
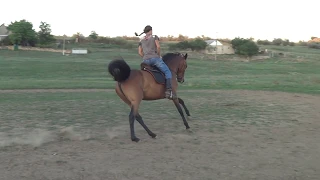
173,98,190,129
178,97,190,116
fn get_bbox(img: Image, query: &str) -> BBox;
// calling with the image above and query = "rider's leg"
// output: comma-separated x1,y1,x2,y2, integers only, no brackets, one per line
142,58,153,66
154,58,175,99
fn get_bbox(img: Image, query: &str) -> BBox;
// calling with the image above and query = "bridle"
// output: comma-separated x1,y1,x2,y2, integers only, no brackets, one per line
176,53,186,83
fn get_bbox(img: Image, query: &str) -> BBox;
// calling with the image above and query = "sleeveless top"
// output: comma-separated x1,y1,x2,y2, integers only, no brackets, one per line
138,35,160,60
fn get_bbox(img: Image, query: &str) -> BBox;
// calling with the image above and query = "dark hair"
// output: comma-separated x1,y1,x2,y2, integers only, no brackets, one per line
135,25,152,36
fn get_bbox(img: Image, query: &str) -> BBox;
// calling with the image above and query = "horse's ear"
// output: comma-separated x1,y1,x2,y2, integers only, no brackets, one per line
184,53,188,60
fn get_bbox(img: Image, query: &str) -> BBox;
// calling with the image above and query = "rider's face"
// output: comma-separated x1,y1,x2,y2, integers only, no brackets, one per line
146,30,153,35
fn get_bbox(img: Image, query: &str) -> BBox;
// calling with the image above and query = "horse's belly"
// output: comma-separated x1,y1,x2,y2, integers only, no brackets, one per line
142,84,165,100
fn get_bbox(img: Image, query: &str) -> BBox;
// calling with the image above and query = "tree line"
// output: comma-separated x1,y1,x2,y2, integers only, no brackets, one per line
2,19,319,51
168,37,260,58
4,20,55,46
1,19,216,46
257,38,320,49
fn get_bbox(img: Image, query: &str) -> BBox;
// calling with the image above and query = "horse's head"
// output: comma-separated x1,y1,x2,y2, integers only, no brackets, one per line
163,52,188,83
176,53,188,83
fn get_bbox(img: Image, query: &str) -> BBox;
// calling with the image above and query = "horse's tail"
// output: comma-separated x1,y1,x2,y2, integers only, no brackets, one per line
108,58,131,82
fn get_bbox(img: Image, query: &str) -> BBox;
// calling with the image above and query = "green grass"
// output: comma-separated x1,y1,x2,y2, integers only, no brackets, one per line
0,44,320,94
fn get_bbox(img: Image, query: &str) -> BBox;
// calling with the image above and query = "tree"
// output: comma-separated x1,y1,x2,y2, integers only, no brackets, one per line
282,39,290,46
168,38,207,51
89,31,98,39
272,38,283,46
38,21,55,45
73,32,84,43
231,37,259,57
231,37,247,52
238,41,259,57
298,41,308,46
7,19,37,46
177,34,188,41
257,39,271,45
168,40,189,50
308,42,320,49
189,38,208,51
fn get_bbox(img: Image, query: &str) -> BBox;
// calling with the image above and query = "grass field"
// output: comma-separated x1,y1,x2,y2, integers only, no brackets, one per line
1,45,320,94
0,45,320,179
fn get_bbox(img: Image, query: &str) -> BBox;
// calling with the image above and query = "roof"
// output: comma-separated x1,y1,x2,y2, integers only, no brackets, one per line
205,39,223,46
309,38,320,43
0,24,10,36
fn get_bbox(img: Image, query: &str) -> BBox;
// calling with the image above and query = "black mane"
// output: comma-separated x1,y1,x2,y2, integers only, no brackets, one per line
162,52,184,63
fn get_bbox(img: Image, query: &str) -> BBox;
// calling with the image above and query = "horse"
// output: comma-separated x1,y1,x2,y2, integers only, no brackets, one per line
107,52,190,142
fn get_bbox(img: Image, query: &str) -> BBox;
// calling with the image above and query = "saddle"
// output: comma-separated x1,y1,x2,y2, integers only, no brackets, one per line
140,63,166,85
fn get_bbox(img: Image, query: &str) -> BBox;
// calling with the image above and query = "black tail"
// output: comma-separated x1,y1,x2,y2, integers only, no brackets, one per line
108,58,131,82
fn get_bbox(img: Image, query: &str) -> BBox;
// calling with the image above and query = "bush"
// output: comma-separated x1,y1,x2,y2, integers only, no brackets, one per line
35,43,56,48
189,38,208,51
231,37,259,57
282,39,290,46
168,38,207,51
257,39,271,45
238,41,259,57
169,41,189,50
95,37,128,46
308,42,320,49
272,38,283,46
298,41,308,46
1,37,12,46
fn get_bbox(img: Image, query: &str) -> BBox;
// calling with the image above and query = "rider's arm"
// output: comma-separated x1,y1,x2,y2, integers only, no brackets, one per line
138,42,144,58
154,35,161,57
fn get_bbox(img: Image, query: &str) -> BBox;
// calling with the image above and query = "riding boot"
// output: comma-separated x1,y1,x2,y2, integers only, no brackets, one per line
165,78,176,99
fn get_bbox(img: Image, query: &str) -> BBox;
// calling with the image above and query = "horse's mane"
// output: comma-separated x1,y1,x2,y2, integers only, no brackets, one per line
162,52,184,63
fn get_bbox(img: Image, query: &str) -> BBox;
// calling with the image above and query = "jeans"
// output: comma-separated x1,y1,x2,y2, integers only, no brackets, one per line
143,57,172,79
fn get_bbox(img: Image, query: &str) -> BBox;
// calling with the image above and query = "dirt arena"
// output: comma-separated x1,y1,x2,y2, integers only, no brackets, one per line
0,89,319,180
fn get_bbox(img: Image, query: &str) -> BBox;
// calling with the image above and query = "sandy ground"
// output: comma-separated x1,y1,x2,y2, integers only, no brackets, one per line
0,89,320,180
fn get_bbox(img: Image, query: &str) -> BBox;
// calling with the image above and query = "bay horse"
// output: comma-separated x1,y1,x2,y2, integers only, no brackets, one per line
107,52,190,142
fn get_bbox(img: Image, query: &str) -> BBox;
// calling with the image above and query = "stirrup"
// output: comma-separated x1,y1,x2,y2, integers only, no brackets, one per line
165,90,174,99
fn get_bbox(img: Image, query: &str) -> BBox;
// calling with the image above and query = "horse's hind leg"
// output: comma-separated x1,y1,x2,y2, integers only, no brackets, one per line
129,105,140,142
129,99,150,142
178,98,190,116
136,113,157,138
116,87,140,142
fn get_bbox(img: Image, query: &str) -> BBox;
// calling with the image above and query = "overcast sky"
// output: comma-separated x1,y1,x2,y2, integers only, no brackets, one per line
2,0,318,42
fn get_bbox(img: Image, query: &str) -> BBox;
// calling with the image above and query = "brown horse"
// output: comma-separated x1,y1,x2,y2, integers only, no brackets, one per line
108,52,190,142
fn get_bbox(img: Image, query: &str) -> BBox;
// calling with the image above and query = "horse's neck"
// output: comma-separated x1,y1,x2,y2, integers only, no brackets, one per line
165,60,178,74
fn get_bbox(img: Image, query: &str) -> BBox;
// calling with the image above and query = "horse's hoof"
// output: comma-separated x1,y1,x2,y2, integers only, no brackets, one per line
150,134,157,138
131,137,140,142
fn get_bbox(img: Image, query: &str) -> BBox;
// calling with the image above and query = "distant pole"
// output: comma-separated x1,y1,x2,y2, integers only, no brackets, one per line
62,34,66,55
215,32,218,60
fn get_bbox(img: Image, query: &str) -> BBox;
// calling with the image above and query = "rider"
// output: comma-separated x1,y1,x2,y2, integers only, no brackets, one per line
136,25,175,99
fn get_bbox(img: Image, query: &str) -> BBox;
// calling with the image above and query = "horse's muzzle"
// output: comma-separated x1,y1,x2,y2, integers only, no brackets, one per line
177,77,184,83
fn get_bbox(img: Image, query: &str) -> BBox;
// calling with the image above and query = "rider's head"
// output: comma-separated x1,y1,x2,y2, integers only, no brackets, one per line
143,25,152,35
135,25,152,36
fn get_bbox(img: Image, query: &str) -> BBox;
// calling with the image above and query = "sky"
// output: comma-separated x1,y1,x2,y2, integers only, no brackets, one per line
2,0,318,42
